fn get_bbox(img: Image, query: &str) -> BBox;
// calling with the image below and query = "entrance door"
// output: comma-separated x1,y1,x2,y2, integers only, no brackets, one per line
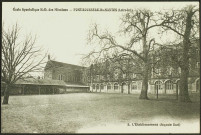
122,83,127,93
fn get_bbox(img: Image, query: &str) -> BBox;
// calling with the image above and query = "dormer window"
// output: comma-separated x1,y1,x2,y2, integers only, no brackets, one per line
178,67,181,74
133,73,137,78
156,68,161,75
168,67,173,75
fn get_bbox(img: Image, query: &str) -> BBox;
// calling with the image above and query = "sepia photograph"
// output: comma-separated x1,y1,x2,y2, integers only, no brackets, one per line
1,1,200,133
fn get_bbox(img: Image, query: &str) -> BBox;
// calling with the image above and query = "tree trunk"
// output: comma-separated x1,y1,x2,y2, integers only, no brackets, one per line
2,85,10,104
128,82,130,94
178,10,194,102
179,68,191,102
176,85,178,100
139,62,149,99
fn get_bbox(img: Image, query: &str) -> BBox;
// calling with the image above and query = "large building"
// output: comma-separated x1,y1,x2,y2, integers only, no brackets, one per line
88,41,200,95
4,42,199,96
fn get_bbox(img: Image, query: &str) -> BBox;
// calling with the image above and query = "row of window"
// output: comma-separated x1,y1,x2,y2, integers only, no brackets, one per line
94,73,137,81
153,62,200,76
92,80,176,91
58,74,81,82
92,82,139,91
155,80,174,90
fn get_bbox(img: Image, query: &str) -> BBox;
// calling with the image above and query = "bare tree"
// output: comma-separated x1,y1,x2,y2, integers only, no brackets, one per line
85,9,168,100
157,5,199,102
1,23,47,104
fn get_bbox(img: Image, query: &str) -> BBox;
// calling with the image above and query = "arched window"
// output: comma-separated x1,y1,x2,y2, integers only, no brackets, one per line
122,82,127,91
107,83,111,90
92,84,95,90
100,84,104,90
96,84,99,90
114,83,119,90
132,82,137,90
155,81,162,91
165,80,173,90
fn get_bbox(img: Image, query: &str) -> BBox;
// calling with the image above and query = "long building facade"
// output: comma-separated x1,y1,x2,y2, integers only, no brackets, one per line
87,42,200,95
89,74,199,94
42,40,200,95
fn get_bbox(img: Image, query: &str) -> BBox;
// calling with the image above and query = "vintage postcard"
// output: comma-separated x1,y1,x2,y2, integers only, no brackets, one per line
1,1,200,134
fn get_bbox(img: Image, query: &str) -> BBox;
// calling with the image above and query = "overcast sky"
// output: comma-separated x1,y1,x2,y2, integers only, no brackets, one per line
2,2,199,68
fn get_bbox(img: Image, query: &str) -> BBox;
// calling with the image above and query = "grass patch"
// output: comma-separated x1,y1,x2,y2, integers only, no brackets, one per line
1,93,200,133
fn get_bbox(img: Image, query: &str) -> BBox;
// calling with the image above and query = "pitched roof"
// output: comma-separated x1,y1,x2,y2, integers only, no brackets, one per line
44,60,86,70
15,78,89,88
15,78,67,86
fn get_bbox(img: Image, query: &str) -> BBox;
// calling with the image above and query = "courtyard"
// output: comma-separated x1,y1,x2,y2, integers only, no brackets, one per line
1,93,200,133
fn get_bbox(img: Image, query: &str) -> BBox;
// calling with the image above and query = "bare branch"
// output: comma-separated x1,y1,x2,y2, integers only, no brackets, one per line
2,23,47,85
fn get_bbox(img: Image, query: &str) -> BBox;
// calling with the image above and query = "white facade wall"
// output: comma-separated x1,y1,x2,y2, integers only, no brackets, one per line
90,77,200,95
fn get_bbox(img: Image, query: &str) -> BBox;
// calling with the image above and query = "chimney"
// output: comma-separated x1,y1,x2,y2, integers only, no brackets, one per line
48,55,50,61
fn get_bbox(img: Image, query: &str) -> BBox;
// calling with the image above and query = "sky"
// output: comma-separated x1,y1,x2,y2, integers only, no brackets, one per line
2,2,199,69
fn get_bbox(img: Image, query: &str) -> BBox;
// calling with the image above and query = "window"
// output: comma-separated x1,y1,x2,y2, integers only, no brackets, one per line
96,84,99,90
123,73,126,78
155,81,162,90
178,67,181,74
114,72,118,80
156,69,161,75
196,49,200,55
96,75,100,81
114,83,119,90
196,62,200,68
133,73,137,79
100,75,104,80
92,84,95,90
168,67,173,75
122,83,127,90
58,74,64,80
100,84,104,90
165,80,173,90
107,83,111,90
58,74,61,80
132,82,137,90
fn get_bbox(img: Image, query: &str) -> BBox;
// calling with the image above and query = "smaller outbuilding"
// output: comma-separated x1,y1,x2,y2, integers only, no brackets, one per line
1,78,89,95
